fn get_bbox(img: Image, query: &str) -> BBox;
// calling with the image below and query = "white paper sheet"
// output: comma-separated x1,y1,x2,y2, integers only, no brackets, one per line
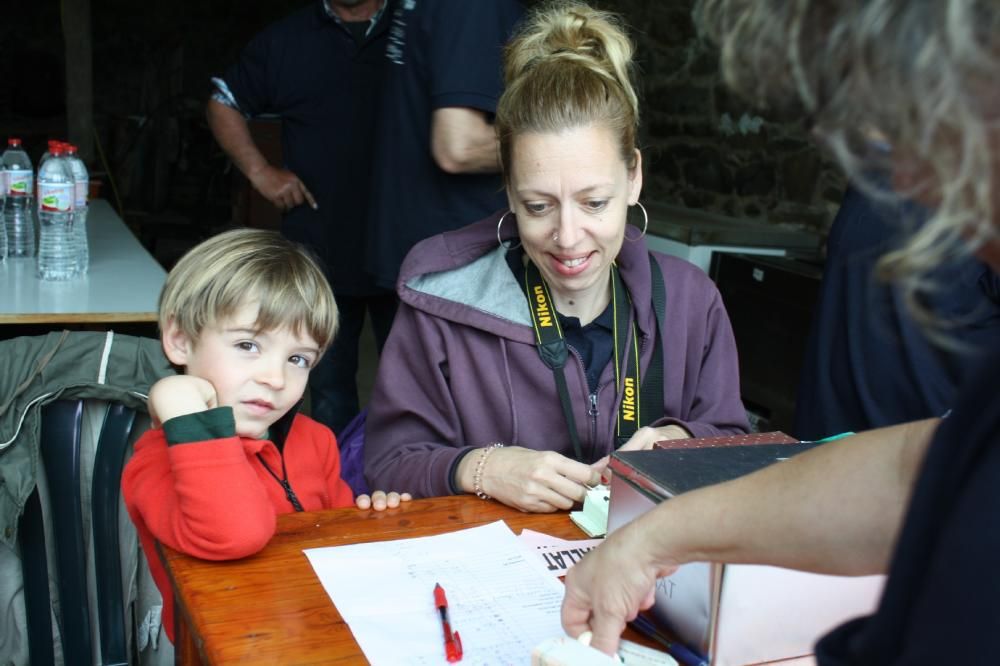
304,520,568,665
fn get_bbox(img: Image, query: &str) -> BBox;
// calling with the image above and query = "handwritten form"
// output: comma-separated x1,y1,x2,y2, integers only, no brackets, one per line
304,521,567,665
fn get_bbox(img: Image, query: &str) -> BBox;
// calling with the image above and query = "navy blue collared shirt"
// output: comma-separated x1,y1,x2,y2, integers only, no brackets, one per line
213,0,394,295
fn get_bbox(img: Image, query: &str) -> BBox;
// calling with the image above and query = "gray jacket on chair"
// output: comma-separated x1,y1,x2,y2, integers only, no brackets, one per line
0,330,174,665
0,330,172,542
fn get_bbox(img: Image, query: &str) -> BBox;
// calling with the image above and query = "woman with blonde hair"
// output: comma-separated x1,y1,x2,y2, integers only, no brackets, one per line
364,1,748,513
563,1,1000,661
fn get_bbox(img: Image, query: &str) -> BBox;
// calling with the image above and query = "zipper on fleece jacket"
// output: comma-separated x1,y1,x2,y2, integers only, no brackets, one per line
566,344,601,462
566,325,652,460
566,345,600,462
588,392,599,449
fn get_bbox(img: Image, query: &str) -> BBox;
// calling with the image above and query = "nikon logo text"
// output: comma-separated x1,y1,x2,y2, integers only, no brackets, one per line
533,285,553,327
622,377,636,421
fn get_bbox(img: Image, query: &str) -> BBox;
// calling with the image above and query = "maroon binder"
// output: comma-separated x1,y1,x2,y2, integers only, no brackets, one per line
653,430,797,450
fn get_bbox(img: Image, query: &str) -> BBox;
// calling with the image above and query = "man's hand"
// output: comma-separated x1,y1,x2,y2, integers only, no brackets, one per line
206,99,316,211
562,518,677,656
249,164,318,211
148,375,219,427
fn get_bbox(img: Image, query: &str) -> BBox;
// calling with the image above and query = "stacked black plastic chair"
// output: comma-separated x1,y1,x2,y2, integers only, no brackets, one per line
19,400,137,666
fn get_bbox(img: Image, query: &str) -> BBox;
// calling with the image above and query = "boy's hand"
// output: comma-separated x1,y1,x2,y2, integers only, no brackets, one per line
355,491,412,511
148,375,219,428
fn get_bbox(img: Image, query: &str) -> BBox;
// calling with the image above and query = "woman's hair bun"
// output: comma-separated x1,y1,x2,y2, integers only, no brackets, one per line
496,1,641,179
504,1,638,118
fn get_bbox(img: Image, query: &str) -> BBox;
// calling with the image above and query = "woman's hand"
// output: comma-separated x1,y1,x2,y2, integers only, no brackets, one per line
355,490,412,511
148,375,219,428
589,425,692,481
461,446,603,513
620,424,690,451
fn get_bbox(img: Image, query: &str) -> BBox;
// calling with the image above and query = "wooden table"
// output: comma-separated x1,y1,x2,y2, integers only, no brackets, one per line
0,199,166,324
163,496,627,665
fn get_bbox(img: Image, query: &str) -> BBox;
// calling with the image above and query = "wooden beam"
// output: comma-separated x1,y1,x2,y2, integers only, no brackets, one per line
63,0,94,162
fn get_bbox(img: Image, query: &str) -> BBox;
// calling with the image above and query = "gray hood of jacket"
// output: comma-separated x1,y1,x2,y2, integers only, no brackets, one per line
365,212,750,498
399,210,659,344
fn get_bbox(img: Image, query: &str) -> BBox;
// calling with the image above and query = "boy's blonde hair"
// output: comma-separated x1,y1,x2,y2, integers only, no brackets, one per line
158,229,339,352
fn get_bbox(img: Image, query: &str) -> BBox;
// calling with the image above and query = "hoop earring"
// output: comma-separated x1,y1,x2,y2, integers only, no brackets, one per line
496,210,521,250
625,201,649,242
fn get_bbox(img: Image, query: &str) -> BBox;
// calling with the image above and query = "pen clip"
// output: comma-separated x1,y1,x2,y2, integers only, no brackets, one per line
445,630,462,662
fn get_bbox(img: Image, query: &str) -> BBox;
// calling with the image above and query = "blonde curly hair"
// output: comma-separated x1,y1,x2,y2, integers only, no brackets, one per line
695,0,999,326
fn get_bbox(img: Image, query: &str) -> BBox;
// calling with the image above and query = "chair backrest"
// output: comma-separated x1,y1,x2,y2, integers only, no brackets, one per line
19,399,138,666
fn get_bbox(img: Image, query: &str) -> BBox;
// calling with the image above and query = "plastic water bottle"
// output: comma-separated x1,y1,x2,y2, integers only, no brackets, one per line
65,144,90,274
36,139,61,174
1,137,35,258
36,143,79,280
0,166,7,261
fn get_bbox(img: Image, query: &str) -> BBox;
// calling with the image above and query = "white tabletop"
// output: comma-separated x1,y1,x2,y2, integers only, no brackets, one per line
0,199,167,324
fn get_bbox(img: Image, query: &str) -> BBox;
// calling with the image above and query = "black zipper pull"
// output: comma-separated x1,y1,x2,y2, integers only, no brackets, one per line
279,479,305,512
256,451,305,512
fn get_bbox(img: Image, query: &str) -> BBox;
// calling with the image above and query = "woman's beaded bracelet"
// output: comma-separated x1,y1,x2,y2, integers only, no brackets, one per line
473,442,504,500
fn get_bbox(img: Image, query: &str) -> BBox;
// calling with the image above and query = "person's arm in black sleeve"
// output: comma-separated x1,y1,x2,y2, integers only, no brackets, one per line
207,28,317,211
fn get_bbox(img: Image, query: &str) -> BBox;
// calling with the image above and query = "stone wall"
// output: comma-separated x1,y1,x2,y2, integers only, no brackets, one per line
595,0,846,233
4,0,845,235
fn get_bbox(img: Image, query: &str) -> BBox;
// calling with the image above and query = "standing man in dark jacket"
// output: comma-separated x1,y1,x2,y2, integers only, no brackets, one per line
207,0,397,435
365,0,525,291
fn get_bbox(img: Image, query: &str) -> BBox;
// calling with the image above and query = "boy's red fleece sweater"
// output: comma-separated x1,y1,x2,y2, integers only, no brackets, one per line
122,410,354,643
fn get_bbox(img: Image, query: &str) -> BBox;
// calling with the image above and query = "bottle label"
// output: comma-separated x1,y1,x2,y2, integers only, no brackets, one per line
74,181,89,208
38,182,74,212
6,169,33,197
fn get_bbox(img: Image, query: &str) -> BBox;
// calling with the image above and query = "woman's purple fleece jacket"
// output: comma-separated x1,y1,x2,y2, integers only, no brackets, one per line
364,211,750,498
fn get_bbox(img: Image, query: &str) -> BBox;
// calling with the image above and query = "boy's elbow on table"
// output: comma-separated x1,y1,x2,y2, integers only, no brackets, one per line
176,511,277,561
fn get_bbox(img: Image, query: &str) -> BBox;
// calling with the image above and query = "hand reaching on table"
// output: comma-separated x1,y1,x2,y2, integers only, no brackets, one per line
355,490,413,511
562,516,678,656
621,424,691,450
589,424,691,481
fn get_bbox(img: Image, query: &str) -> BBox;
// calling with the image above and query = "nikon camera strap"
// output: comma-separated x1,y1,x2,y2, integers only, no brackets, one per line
522,256,665,459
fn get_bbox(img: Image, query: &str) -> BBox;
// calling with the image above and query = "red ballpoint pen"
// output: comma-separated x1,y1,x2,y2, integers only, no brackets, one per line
434,583,463,662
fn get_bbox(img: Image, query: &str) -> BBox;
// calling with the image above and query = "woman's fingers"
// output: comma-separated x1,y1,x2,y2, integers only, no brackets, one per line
526,454,600,508
481,447,607,512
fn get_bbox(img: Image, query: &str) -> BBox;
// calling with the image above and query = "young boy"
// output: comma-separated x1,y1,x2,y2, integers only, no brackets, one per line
122,229,408,644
